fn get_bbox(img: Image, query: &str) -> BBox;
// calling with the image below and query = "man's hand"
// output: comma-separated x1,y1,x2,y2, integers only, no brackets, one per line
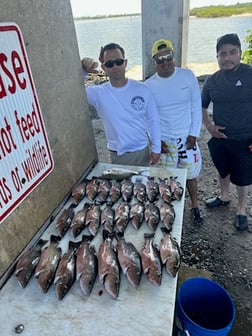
186,135,197,149
150,152,160,165
206,124,227,139
161,140,169,153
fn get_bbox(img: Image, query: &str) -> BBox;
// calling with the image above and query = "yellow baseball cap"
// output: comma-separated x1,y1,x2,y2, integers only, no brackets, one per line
151,39,174,58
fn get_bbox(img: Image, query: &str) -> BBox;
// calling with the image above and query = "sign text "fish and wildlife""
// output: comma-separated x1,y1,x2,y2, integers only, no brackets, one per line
0,23,54,223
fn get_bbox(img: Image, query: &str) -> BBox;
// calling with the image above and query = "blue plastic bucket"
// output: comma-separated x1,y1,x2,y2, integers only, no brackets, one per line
176,277,235,336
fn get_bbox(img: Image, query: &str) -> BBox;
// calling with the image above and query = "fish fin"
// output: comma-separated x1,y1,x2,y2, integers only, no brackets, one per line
14,266,24,276
34,269,45,278
54,275,61,284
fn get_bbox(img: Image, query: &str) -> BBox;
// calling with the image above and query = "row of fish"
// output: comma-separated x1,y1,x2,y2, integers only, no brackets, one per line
71,174,184,206
15,229,182,300
56,199,176,239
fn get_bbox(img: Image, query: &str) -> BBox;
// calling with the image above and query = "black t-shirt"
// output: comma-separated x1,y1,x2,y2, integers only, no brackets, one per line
202,63,252,140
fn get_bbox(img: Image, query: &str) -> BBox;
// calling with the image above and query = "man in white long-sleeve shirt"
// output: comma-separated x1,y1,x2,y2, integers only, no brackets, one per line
82,43,161,166
145,39,203,223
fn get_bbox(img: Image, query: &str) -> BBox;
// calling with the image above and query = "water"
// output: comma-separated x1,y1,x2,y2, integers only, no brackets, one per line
74,16,142,68
74,15,252,68
189,16,251,63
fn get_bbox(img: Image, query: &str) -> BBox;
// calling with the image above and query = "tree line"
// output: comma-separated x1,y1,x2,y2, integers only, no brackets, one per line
190,3,252,18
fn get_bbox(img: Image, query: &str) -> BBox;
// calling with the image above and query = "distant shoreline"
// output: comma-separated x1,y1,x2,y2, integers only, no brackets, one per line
74,13,252,20
190,13,252,19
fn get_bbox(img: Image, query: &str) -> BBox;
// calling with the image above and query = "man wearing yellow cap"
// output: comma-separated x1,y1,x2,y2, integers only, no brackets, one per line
145,39,203,224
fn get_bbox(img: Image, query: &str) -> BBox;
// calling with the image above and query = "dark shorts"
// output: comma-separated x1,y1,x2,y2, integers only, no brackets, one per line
208,137,252,186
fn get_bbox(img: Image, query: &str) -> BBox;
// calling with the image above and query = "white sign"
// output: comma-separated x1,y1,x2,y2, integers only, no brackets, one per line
0,23,54,223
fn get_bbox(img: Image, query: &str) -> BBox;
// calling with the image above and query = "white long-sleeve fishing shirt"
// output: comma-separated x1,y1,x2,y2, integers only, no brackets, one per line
145,67,202,140
86,79,161,156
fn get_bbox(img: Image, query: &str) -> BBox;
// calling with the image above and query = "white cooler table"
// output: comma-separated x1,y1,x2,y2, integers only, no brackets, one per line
0,163,187,336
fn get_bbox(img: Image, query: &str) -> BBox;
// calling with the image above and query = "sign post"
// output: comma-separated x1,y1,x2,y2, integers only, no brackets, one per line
0,23,54,223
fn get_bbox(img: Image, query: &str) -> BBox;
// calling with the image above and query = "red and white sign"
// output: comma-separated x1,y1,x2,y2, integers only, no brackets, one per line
0,23,54,223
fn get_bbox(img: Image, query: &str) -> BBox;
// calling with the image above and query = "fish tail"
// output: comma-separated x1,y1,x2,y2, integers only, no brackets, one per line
83,202,90,211
102,229,114,241
115,231,124,240
143,232,155,239
37,238,48,248
68,203,78,209
68,240,81,252
81,234,94,243
139,170,149,176
161,226,172,235
50,235,61,244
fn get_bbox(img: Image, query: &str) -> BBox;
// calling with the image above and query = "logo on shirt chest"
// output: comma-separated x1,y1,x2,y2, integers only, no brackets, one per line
131,96,145,111
235,80,242,86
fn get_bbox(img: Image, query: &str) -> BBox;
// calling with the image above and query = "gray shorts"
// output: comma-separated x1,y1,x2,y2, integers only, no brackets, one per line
109,145,150,167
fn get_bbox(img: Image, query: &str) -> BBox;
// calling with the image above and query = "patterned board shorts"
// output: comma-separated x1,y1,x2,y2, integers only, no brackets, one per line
160,137,202,179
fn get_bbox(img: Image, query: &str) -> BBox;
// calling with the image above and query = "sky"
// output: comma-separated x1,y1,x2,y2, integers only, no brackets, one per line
70,0,251,18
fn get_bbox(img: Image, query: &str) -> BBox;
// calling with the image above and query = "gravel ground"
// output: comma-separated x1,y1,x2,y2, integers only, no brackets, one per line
91,110,252,335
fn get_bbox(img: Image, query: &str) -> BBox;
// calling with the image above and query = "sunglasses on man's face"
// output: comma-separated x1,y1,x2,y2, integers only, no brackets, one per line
154,53,174,64
103,58,125,68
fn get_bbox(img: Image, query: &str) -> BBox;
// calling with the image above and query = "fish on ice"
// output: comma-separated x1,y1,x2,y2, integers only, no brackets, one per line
70,203,89,238
159,202,175,232
101,201,115,233
54,241,80,300
15,239,48,288
114,201,130,232
98,230,120,299
116,232,142,288
85,202,101,236
34,235,62,293
56,205,75,237
76,235,98,296
71,181,87,205
121,179,134,202
144,202,160,231
109,180,121,204
141,233,162,286
146,177,159,202
130,201,145,230
101,168,148,181
160,227,182,277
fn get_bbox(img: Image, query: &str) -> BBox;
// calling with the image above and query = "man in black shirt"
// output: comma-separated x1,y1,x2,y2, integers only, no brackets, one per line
202,33,252,231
